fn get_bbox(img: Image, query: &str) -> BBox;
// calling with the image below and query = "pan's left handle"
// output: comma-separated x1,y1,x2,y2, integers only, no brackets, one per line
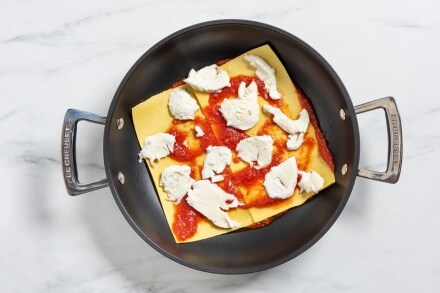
62,109,108,196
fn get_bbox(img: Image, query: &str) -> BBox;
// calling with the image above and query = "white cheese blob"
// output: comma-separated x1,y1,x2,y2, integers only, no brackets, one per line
194,125,205,137
263,156,298,199
184,64,230,93
219,81,259,130
263,105,310,150
201,146,232,182
210,175,225,183
298,170,324,194
160,165,194,204
244,54,281,100
286,133,305,151
236,135,273,169
168,88,200,120
263,105,309,133
186,180,241,229
138,133,175,166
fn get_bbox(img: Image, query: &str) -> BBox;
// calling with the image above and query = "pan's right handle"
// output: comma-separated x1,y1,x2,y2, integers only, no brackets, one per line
354,97,402,183
62,109,108,196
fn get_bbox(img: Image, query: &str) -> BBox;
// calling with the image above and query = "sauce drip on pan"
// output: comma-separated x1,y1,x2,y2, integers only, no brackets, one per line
297,90,335,172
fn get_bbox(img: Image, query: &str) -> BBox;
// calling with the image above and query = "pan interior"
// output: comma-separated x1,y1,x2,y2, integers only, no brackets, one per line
104,20,359,274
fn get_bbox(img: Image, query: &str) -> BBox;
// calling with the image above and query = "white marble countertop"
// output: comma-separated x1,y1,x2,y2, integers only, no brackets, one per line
1,0,439,291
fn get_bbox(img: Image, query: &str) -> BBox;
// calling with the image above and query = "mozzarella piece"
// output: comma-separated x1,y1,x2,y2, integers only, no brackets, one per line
184,64,230,92
219,81,259,130
244,54,281,100
286,133,305,151
210,175,225,183
168,88,200,120
160,165,194,204
138,133,175,166
194,125,205,137
186,180,241,229
263,105,309,134
201,146,232,182
298,170,324,194
263,156,298,199
263,105,310,150
236,135,273,169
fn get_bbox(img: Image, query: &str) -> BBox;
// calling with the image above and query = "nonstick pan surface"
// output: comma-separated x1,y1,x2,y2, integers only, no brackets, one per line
63,20,401,274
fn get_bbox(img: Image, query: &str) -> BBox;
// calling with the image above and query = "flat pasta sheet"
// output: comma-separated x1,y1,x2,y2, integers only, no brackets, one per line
132,85,254,243
132,45,335,243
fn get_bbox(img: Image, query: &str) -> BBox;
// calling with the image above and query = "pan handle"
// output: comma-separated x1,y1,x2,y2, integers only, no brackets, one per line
354,97,402,183
62,109,108,196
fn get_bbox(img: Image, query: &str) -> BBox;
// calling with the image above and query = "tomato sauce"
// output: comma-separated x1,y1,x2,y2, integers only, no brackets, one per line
167,117,218,162
217,169,244,202
171,79,186,88
231,152,286,208
172,199,202,241
297,90,335,172
247,211,288,229
167,117,218,241
210,75,270,102
216,58,231,66
204,75,282,151
234,155,282,185
296,136,315,170
168,73,334,240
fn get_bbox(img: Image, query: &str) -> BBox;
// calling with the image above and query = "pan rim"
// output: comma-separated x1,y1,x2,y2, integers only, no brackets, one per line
103,19,360,274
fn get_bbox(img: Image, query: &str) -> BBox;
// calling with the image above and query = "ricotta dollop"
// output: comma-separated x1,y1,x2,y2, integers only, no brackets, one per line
201,145,232,183
236,135,273,169
263,156,298,199
219,81,259,130
160,165,194,204
184,64,230,93
138,133,175,166
244,54,281,100
168,88,199,120
186,180,242,229
298,170,324,194
263,105,310,150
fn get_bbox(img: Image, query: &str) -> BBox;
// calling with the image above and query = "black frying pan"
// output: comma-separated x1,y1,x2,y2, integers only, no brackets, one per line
61,20,402,274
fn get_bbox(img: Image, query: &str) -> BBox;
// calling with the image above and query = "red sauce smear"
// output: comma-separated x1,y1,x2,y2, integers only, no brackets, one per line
297,90,335,172
168,73,334,240
167,117,218,162
203,104,249,151
234,155,282,185
247,211,288,229
216,58,231,66
166,117,218,241
205,75,273,151
171,79,185,88
217,168,244,202
243,119,315,208
232,155,284,208
210,75,269,102
172,199,202,241
203,75,330,210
